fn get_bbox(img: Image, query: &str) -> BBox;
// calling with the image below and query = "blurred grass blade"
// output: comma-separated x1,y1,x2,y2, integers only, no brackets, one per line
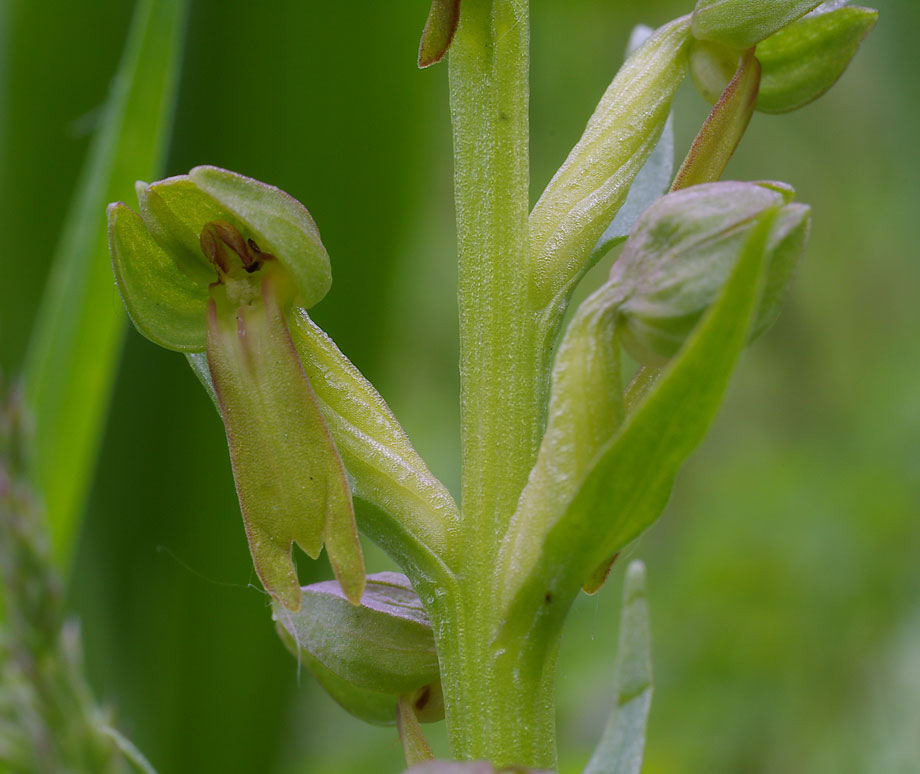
101,726,159,774
22,0,187,570
583,561,652,774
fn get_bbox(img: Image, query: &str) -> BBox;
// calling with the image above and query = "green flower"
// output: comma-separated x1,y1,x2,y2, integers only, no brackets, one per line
108,166,364,611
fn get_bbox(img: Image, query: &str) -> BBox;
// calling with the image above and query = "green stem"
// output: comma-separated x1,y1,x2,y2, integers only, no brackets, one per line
436,0,556,767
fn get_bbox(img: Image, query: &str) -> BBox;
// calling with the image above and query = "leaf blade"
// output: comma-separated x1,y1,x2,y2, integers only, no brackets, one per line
22,0,187,568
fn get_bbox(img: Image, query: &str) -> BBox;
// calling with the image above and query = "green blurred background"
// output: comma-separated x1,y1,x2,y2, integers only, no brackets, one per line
1,1,917,772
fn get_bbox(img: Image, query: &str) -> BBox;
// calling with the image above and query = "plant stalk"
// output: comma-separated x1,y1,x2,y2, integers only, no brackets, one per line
438,0,556,767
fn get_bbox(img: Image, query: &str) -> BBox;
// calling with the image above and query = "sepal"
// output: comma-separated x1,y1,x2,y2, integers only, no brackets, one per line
107,202,209,352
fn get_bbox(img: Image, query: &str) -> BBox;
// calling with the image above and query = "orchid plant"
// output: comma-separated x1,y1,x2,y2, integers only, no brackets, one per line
2,0,877,771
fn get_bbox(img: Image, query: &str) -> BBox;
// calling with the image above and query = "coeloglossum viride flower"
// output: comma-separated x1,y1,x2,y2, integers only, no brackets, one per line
107,165,364,612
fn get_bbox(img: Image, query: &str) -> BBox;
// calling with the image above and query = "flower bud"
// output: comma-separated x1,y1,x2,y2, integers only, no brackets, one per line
690,6,878,114
611,181,810,365
273,573,443,725
755,6,878,113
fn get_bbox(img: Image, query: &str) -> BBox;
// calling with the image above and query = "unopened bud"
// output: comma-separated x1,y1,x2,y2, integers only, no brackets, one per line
611,181,810,365
273,572,443,725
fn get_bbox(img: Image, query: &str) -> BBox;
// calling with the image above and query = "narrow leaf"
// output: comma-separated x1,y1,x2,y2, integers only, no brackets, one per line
755,6,878,113
101,725,159,774
207,278,363,610
418,0,462,68
583,561,653,774
500,208,777,642
692,0,823,49
22,0,187,568
672,48,761,191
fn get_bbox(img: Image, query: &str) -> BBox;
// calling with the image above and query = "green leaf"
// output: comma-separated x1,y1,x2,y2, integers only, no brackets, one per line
21,0,187,569
273,572,440,701
418,0,461,68
583,561,653,774
207,276,363,610
692,0,823,49
529,15,691,312
499,206,777,640
100,725,159,774
755,6,878,113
